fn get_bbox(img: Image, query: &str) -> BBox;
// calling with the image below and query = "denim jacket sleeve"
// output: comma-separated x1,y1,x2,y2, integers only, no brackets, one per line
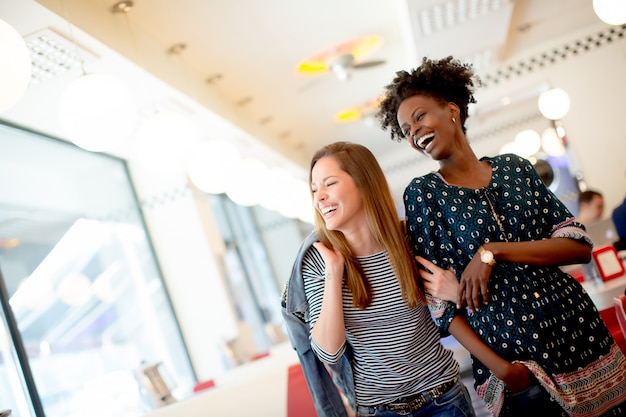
281,232,355,417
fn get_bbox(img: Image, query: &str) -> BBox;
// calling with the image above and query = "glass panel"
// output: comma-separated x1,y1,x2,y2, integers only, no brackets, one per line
0,288,37,417
0,123,195,416
207,195,310,362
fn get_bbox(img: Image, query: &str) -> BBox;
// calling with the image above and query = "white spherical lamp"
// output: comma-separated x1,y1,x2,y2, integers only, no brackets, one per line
277,177,312,221
593,0,626,25
537,88,570,120
58,73,138,152
514,129,542,157
135,111,200,173
187,140,241,194
541,127,566,157
225,158,269,207
0,19,32,113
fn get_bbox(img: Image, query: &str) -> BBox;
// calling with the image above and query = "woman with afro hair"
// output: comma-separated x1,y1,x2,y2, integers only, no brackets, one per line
376,56,626,417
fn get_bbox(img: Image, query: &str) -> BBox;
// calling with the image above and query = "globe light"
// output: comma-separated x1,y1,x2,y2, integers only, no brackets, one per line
257,166,293,212
187,140,241,194
277,177,312,222
225,158,269,206
593,0,626,25
0,19,32,113
514,129,542,157
135,111,201,173
541,127,566,157
537,88,570,120
58,73,138,152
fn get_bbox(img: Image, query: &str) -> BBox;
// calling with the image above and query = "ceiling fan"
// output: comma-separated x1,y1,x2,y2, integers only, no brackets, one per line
334,96,383,124
297,35,386,81
328,52,386,81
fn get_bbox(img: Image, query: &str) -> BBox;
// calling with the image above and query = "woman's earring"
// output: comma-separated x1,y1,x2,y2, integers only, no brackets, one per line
452,117,456,123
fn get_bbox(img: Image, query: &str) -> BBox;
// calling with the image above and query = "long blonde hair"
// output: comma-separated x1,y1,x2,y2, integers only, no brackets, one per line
309,142,424,309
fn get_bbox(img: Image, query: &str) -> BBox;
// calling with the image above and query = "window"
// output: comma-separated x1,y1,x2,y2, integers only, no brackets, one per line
0,122,195,416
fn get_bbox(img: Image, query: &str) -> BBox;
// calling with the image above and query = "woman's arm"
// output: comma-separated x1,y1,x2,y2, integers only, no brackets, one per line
310,242,347,355
417,256,530,391
483,237,591,266
448,316,531,392
459,238,591,310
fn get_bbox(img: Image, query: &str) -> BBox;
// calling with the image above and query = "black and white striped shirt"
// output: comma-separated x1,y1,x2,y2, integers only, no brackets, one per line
302,247,459,406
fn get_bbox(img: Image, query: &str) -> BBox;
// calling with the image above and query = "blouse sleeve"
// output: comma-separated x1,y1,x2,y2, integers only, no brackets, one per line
517,155,593,247
404,177,458,335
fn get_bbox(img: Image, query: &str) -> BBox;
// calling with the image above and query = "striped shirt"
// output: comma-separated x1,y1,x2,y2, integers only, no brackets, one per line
302,247,459,406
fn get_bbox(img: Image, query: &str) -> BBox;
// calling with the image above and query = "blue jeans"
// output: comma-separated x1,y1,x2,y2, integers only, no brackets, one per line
356,380,476,417
501,378,567,417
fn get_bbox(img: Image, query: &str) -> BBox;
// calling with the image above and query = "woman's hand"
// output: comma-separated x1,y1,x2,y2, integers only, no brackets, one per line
415,256,461,307
459,252,492,312
497,362,532,392
313,242,344,282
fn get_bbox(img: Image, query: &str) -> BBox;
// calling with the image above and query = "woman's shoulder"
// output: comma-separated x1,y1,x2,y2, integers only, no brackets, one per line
484,153,530,168
483,153,534,179
406,171,440,188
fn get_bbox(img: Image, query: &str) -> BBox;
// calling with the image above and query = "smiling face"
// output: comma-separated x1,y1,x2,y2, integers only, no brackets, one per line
311,156,366,233
396,95,458,160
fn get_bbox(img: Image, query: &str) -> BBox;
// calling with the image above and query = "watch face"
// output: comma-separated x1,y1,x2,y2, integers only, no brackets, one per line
481,251,494,263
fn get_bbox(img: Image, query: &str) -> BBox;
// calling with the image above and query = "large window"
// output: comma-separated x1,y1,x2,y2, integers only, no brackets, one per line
0,122,195,416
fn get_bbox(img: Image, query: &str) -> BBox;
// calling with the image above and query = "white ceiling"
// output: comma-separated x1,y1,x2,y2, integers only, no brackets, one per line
0,0,606,172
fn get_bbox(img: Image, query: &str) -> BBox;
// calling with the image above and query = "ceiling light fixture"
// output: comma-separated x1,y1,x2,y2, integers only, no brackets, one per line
334,96,382,123
24,28,93,84
541,127,566,157
135,111,201,174
297,35,385,81
168,43,187,55
0,18,32,113
187,140,241,194
418,0,513,36
205,73,223,84
111,0,134,14
514,129,541,157
57,2,138,152
537,88,570,120
58,72,138,152
593,0,626,25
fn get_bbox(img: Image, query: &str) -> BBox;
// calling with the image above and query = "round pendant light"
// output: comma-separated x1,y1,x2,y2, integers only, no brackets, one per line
187,140,241,194
0,19,32,113
58,73,138,152
514,129,542,157
537,88,570,120
135,111,200,173
593,0,626,25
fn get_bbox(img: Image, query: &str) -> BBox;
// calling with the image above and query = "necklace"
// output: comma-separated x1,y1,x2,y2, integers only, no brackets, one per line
483,189,508,242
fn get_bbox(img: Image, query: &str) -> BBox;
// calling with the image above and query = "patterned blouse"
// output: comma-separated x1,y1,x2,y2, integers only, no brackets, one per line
404,154,626,417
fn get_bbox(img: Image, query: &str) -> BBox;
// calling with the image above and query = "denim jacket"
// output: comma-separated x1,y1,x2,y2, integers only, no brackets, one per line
281,231,355,417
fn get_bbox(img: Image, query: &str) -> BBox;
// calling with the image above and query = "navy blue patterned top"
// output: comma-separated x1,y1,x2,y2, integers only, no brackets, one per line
403,154,626,415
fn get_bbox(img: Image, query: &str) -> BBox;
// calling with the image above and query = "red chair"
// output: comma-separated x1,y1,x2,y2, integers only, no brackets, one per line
193,379,216,393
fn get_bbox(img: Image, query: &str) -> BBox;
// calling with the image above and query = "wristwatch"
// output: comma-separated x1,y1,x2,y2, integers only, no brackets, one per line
478,246,496,266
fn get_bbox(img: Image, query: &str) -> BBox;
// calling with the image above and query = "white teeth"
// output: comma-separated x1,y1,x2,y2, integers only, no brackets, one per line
321,205,337,214
416,133,435,149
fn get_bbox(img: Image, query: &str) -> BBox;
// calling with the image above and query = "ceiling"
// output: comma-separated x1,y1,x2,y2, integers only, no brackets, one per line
1,0,606,172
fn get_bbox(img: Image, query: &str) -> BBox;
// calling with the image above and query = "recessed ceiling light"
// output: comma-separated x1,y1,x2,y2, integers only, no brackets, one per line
24,28,96,84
